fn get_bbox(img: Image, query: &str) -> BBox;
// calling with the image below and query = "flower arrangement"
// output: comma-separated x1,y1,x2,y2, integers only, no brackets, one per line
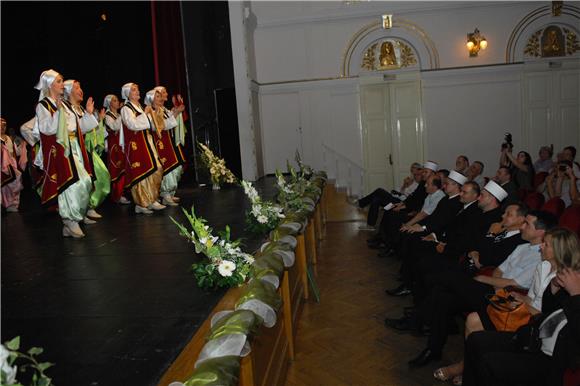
198,142,237,187
295,150,313,178
274,169,307,213
241,180,285,234
1,337,54,386
171,207,253,289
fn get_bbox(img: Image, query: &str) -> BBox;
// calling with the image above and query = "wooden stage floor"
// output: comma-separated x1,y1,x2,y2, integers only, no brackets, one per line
1,179,277,386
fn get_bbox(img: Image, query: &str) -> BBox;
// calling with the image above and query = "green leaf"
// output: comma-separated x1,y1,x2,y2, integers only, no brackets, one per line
37,362,54,371
28,346,44,355
5,336,20,350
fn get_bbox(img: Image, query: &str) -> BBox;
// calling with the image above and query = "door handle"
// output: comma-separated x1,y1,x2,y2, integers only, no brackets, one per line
388,154,393,165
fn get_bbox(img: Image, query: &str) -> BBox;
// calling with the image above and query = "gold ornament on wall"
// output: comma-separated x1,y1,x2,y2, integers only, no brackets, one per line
362,43,378,70
360,39,417,71
564,28,580,55
552,1,563,16
524,25,580,58
524,30,542,57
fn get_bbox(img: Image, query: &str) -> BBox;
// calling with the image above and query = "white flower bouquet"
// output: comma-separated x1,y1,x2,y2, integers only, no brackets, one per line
241,180,285,234
171,207,253,289
198,142,237,187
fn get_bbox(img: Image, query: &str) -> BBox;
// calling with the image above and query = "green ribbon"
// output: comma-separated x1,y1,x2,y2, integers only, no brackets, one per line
183,356,240,386
56,107,69,157
252,253,285,280
89,150,111,209
207,310,259,341
235,279,282,313
85,120,106,156
175,113,186,147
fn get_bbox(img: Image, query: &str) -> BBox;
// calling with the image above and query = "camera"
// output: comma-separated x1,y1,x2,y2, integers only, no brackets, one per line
559,165,568,172
501,132,513,151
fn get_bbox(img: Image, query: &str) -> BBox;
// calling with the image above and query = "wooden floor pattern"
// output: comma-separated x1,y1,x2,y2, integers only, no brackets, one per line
285,187,462,386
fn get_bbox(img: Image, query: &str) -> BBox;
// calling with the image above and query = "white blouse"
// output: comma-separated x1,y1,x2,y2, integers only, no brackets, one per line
527,260,556,311
121,102,151,131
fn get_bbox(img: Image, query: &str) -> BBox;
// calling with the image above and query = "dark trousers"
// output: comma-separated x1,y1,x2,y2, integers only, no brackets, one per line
358,188,400,225
421,272,495,354
463,331,552,386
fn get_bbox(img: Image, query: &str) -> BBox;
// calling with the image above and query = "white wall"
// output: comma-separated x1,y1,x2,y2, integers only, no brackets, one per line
230,1,580,192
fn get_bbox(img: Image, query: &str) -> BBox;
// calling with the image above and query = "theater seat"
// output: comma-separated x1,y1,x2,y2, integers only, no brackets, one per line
533,172,548,189
564,367,580,386
559,206,580,237
523,192,545,210
541,197,565,218
477,266,495,277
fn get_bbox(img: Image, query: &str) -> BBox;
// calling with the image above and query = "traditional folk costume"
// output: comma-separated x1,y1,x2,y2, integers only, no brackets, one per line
1,133,27,211
120,83,164,214
63,80,110,223
144,89,185,206
33,70,94,238
19,117,45,197
103,95,130,204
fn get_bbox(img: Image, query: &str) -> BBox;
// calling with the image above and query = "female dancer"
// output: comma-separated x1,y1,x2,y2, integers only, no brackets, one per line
62,79,108,223
103,94,130,205
120,83,165,214
34,70,94,237
1,117,27,212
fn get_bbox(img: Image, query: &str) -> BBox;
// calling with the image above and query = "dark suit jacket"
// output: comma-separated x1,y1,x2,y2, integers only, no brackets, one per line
437,202,482,256
501,180,518,206
420,194,463,235
477,233,526,267
404,181,427,213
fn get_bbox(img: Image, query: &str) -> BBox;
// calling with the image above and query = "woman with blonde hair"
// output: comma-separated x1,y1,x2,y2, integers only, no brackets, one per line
436,227,580,385
447,228,580,386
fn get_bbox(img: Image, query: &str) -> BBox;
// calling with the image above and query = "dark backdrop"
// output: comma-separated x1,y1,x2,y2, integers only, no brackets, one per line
1,1,241,183
1,2,155,127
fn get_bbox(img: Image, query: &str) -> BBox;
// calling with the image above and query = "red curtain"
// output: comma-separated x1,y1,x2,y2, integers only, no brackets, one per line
150,1,187,97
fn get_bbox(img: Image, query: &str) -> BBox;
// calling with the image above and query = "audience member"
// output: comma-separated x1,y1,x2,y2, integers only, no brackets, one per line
534,145,555,173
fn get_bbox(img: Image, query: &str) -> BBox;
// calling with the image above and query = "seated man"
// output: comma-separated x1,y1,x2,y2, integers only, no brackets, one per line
356,162,421,228
367,161,437,248
405,210,558,367
466,161,485,187
455,155,470,175
386,179,482,295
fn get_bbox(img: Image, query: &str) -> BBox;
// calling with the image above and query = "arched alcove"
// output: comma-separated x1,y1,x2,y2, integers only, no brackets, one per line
340,18,439,77
506,3,580,62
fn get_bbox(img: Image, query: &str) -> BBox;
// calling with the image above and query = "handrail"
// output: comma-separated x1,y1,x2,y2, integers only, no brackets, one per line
321,143,365,197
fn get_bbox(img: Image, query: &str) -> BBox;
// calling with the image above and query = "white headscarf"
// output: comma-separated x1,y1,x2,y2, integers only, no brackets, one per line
34,69,61,101
103,94,115,109
121,82,135,101
144,89,157,107
63,79,76,99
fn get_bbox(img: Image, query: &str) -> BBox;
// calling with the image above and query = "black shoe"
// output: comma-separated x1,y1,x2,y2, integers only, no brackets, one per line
408,348,441,367
385,284,411,296
368,240,386,250
367,235,381,243
378,248,395,258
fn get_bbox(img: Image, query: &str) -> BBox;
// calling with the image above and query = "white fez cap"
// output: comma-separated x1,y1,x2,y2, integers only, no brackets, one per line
423,161,438,172
448,170,468,186
484,180,508,202
34,69,61,101
63,79,76,98
103,95,115,109
121,83,135,101
144,89,157,106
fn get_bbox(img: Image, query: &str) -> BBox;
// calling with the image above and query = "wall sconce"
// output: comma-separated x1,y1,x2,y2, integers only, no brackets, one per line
466,28,487,57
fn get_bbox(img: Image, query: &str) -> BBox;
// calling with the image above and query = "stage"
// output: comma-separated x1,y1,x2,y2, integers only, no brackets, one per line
1,178,278,385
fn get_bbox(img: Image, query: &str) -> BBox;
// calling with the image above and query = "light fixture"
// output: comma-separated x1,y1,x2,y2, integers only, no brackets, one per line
466,28,487,57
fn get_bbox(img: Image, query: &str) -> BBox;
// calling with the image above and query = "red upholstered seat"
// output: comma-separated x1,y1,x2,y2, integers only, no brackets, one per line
477,266,495,277
559,206,580,237
541,197,566,218
533,172,548,189
516,188,529,201
523,192,545,210
564,367,580,386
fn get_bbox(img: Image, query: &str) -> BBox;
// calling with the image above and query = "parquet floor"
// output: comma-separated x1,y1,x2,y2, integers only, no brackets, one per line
285,186,462,386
